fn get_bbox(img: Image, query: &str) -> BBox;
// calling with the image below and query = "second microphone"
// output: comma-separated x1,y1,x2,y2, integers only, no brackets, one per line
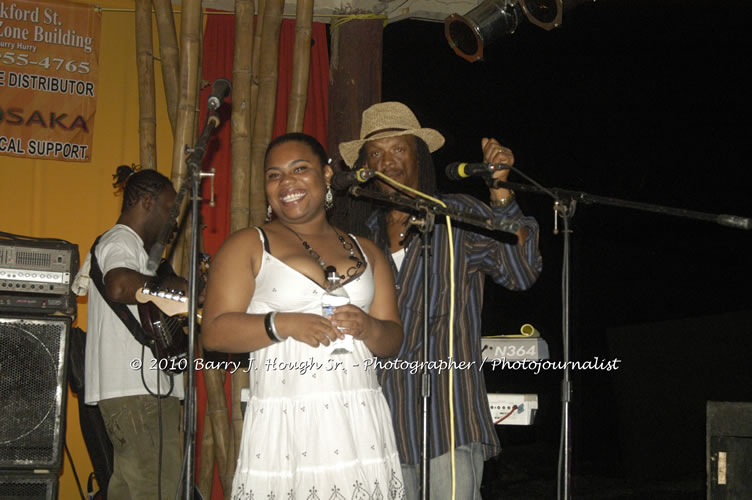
330,168,376,191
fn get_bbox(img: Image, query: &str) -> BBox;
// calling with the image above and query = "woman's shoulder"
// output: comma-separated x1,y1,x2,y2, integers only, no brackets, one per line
215,226,263,259
350,233,378,253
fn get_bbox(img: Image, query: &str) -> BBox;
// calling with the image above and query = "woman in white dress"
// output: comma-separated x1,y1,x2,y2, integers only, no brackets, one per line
202,133,405,500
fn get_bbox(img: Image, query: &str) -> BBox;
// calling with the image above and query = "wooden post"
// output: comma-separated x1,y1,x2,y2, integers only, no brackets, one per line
327,17,384,230
327,17,383,158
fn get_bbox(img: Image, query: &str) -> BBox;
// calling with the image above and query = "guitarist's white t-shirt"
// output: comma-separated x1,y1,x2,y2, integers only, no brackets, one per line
84,224,184,405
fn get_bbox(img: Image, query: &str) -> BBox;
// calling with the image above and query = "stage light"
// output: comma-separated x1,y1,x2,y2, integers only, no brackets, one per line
518,0,562,30
444,0,523,63
445,0,592,62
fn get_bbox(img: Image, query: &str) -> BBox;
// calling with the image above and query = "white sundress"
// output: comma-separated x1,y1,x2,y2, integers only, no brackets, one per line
231,229,405,500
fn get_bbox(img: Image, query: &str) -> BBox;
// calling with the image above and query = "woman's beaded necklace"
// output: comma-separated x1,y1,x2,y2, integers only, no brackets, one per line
281,224,364,287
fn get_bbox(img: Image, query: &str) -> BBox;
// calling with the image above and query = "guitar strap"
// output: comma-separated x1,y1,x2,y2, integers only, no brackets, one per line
88,234,155,349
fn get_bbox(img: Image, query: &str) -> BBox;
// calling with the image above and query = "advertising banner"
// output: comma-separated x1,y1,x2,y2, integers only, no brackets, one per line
0,0,101,162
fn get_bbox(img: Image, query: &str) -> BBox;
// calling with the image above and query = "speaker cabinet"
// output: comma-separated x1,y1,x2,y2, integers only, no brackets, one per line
0,315,69,470
707,401,752,499
0,471,57,500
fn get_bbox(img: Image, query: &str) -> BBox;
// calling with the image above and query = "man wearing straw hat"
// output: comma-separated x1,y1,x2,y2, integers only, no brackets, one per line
338,101,543,499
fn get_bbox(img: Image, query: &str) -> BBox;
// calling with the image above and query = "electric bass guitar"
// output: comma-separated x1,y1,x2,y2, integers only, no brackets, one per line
135,258,206,373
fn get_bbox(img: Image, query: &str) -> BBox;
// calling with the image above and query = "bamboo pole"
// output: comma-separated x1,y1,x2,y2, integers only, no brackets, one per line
172,8,237,496
135,0,157,170
198,402,215,498
199,330,236,496
249,0,267,142
287,0,314,132
163,2,204,494
249,0,284,226
228,0,255,487
230,0,254,234
168,0,202,275
205,369,233,495
170,0,201,189
152,0,180,134
242,2,268,469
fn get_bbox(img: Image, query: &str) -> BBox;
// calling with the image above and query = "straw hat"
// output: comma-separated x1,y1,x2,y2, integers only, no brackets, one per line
338,102,445,167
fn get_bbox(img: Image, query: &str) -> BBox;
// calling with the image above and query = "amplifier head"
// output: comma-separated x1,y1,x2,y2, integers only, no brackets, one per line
0,237,79,317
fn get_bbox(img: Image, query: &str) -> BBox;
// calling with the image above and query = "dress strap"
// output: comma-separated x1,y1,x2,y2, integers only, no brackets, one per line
347,233,368,265
255,227,271,253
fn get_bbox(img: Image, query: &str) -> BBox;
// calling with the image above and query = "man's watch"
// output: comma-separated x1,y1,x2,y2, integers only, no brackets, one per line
490,191,515,207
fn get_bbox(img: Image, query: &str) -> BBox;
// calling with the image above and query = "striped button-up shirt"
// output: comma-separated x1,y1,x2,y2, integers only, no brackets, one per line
370,194,542,465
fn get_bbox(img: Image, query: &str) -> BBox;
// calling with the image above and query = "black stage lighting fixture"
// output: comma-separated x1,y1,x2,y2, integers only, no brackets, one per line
444,0,523,62
445,0,593,62
518,0,563,30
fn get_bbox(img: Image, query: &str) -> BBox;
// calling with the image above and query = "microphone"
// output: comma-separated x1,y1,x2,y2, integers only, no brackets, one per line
330,168,376,191
445,162,509,181
717,214,752,230
207,78,232,110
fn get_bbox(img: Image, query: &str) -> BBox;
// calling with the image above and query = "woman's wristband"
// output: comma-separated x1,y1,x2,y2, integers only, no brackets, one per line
264,311,284,342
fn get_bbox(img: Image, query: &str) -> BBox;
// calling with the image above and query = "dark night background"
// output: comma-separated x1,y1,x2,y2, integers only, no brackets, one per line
378,0,752,497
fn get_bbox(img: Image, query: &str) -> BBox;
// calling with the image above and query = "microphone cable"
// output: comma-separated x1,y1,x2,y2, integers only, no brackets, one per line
371,171,459,500
137,345,173,500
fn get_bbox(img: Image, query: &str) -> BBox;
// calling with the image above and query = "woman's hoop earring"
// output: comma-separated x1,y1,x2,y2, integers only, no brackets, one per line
265,204,273,223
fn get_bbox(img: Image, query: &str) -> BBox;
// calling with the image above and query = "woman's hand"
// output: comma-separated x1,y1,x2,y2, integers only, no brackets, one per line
328,304,374,342
274,312,344,348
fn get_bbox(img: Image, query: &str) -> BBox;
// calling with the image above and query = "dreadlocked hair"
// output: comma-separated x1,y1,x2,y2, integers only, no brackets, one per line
112,164,173,213
330,135,439,249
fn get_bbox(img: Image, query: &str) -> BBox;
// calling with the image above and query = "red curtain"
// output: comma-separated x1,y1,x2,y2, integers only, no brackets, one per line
195,12,329,499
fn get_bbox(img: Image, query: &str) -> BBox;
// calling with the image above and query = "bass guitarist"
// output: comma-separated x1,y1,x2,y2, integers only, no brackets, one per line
76,165,186,500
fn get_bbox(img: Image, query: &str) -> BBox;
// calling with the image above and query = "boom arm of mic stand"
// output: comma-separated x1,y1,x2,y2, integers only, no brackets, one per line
489,175,749,497
348,186,521,234
488,179,752,230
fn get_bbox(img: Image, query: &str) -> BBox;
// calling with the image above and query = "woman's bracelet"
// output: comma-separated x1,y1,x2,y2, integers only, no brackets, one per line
264,311,284,342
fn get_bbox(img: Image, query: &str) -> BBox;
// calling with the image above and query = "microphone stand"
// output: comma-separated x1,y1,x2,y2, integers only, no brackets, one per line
348,185,521,234
418,210,434,500
484,176,751,500
347,185,520,500
179,105,222,500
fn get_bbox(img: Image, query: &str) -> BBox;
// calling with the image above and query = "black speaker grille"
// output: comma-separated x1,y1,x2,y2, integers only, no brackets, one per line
0,472,58,500
0,316,69,469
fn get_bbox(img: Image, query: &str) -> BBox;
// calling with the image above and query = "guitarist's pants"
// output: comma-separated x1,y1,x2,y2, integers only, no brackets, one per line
98,395,182,500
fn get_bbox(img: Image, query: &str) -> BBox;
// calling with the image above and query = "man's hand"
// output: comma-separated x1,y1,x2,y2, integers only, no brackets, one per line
481,138,528,243
160,275,189,294
482,137,515,202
